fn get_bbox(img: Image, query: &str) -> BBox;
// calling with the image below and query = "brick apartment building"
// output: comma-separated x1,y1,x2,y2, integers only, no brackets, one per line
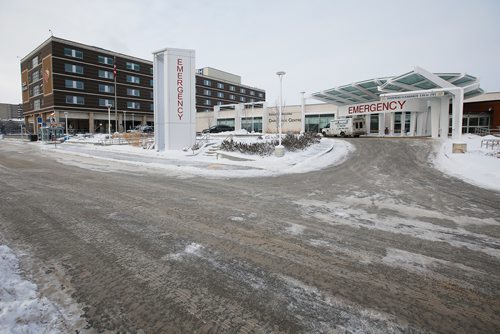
20,37,265,134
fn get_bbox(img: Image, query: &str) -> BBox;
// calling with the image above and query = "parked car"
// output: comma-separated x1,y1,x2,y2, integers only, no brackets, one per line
134,125,154,133
202,124,235,134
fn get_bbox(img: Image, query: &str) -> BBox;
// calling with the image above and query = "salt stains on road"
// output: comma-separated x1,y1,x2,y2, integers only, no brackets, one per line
166,242,204,260
276,274,413,333
295,197,500,259
286,223,305,235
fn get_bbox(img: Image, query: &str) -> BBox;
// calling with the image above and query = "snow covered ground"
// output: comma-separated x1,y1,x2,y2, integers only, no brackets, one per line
0,245,81,333
44,133,355,178
432,135,500,192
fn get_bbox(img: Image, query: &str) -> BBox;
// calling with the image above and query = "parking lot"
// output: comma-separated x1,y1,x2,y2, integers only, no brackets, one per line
0,138,499,333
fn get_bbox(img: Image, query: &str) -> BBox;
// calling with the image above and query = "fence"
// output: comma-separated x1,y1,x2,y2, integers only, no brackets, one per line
481,138,500,150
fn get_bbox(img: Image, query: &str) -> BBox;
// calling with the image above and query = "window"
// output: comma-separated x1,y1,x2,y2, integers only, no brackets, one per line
242,117,263,133
217,92,224,98
33,85,40,96
240,96,245,102
64,48,83,59
250,98,255,102
258,92,264,98
204,99,211,106
98,70,114,79
98,84,114,93
305,114,335,133
66,95,84,105
229,94,235,100
150,67,153,75
126,75,140,84
34,99,41,111
149,79,153,87
150,103,154,111
126,62,140,71
65,64,84,74
250,91,255,96
32,70,40,82
127,101,140,109
98,55,113,65
203,79,211,86
217,83,224,89
203,89,211,96
32,56,39,68
240,88,246,94
229,85,235,91
65,79,84,90
127,88,140,96
150,91,154,98
217,118,235,127
99,99,114,107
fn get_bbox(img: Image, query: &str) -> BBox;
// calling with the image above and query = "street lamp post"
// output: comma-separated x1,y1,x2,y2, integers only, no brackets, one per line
107,105,111,137
275,71,286,157
64,111,68,137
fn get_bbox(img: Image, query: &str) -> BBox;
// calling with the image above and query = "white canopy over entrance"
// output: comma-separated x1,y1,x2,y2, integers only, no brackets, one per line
312,66,483,139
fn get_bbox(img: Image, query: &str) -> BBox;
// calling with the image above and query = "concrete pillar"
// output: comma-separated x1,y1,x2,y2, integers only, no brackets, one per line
410,112,417,136
365,114,371,134
300,92,306,133
430,98,441,139
451,89,463,139
440,97,450,138
388,113,395,135
417,105,430,136
235,104,243,131
379,113,386,136
262,103,268,134
400,112,406,136
89,112,94,133
214,105,220,126
118,114,123,132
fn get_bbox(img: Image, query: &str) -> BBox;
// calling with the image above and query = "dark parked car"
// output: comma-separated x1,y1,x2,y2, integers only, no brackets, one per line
134,125,154,133
202,124,235,134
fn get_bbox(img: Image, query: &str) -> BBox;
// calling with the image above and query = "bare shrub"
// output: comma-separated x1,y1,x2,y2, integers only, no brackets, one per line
220,133,321,156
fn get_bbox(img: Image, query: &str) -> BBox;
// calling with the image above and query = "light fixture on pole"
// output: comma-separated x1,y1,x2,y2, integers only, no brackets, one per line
275,71,286,157
64,111,68,137
107,105,111,138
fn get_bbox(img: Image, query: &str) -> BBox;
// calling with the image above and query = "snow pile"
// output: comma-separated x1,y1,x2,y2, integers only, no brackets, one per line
44,136,353,178
433,135,500,192
66,132,112,143
0,245,68,333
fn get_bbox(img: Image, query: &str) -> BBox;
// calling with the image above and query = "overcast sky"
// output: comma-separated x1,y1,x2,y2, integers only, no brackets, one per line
1,0,499,105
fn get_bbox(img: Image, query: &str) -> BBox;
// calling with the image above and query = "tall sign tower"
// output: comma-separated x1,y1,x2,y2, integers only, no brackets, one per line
153,48,196,151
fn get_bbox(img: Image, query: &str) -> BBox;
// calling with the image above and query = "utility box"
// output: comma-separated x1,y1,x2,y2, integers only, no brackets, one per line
452,142,467,153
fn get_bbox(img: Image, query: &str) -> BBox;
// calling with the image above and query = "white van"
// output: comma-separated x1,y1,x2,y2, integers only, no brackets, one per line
321,117,366,137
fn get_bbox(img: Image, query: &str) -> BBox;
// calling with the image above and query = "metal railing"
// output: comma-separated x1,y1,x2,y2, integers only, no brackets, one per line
481,138,500,150
476,127,500,137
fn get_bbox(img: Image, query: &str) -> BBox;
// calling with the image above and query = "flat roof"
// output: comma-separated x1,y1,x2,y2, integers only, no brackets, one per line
21,36,152,65
312,66,483,105
464,91,500,103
